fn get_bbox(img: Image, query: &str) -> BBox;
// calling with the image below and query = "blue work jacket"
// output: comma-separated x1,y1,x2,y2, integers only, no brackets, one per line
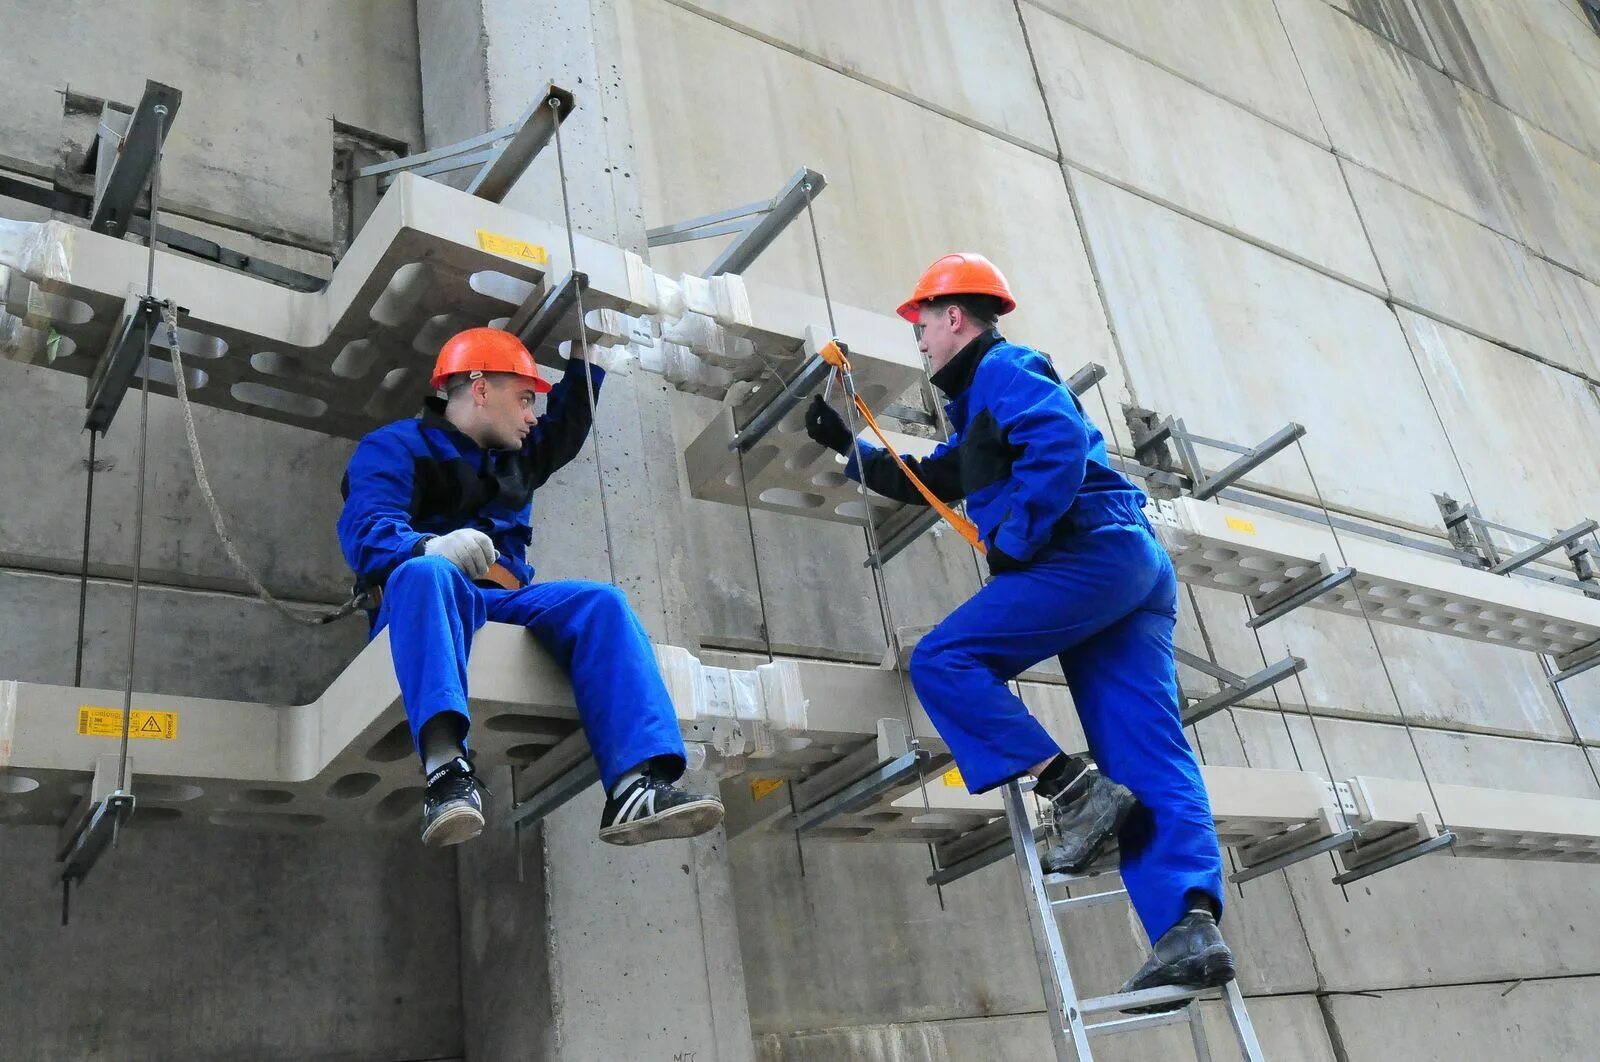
847,330,1145,562
336,362,606,591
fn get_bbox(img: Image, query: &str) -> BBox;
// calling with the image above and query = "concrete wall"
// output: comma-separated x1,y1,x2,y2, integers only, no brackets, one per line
6,0,1600,1059
604,0,1600,1058
0,5,455,1062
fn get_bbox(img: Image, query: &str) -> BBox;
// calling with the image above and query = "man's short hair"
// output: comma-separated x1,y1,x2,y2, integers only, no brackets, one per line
923,293,1003,328
441,370,519,399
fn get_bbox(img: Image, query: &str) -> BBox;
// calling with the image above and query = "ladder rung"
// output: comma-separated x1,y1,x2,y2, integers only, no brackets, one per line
1085,1006,1195,1039
1079,983,1212,1016
1049,888,1128,912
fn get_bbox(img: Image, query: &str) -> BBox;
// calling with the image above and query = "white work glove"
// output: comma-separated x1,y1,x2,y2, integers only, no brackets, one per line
423,528,496,580
573,343,634,376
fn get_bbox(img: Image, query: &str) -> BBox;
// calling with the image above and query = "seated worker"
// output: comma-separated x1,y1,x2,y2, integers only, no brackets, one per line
804,255,1232,1000
337,327,724,848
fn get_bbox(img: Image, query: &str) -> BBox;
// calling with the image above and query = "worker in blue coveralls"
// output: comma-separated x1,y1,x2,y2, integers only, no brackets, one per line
338,327,724,848
804,254,1233,1003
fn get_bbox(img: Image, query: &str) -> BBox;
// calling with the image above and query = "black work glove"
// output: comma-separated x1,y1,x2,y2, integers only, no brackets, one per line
985,539,1027,577
805,394,854,454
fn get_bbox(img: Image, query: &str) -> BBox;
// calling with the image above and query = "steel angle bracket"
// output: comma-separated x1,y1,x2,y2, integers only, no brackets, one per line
88,80,182,236
777,747,934,835
1332,829,1456,885
1246,561,1355,629
85,295,180,434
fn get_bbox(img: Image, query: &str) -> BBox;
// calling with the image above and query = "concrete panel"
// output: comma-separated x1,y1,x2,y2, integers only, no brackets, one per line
617,0,1117,392
1332,0,1445,65
1073,172,1471,528
0,824,461,1062
1325,976,1600,1061
0,358,356,602
653,0,1055,152
416,0,491,150
618,0,1120,656
0,567,367,705
1024,0,1326,142
1277,0,1512,230
1399,311,1600,531
0,0,423,245
754,993,1335,1061
1020,6,1383,289
1195,582,1577,742
1233,710,1600,989
732,830,1047,1032
1465,92,1600,282
1342,161,1598,377
1432,0,1600,161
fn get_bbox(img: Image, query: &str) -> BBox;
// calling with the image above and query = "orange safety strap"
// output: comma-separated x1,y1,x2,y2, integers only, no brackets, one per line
818,341,987,555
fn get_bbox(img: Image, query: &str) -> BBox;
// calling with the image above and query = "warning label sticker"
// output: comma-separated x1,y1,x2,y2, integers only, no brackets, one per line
76,706,179,741
941,767,965,789
475,229,548,265
748,778,784,801
1224,515,1257,535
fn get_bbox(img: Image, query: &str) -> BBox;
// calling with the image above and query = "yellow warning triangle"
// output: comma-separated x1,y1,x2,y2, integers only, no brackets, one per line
138,714,164,735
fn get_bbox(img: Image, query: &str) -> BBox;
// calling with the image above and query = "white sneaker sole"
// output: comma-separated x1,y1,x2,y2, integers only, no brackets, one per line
598,798,724,846
422,804,485,847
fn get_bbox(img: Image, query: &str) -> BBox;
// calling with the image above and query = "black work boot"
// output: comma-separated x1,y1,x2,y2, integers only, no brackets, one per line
420,756,487,848
1118,910,1236,1013
1038,768,1139,875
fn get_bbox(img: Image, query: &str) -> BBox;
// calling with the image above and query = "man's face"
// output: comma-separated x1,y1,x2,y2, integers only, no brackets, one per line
475,375,539,449
915,302,966,374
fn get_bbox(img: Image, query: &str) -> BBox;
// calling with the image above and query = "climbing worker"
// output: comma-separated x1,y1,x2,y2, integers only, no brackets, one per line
337,327,724,848
804,254,1232,1001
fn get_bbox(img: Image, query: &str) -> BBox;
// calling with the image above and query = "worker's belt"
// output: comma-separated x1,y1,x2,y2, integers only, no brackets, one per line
367,560,523,610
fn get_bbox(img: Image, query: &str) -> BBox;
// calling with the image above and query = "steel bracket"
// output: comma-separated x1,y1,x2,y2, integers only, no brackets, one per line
1245,561,1356,628
354,84,574,203
647,167,826,278
88,80,181,236
1131,411,1304,501
1175,648,1307,724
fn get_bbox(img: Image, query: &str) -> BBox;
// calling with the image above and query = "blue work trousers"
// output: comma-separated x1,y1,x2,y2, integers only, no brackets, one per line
374,555,686,790
909,520,1223,939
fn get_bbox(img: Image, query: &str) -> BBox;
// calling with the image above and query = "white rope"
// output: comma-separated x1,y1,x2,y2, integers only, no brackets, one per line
163,304,364,627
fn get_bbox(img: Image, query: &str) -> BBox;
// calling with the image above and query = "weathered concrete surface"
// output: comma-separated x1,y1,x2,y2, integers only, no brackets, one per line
618,0,1121,658
657,0,1056,152
1073,171,1471,528
617,0,1116,387
0,824,461,1062
416,0,491,151
0,567,364,705
1025,0,1327,142
0,358,356,603
426,5,758,1060
753,993,1336,1061
1344,161,1600,378
1434,0,1600,160
1399,310,1600,529
1193,583,1579,743
1235,710,1600,990
1278,0,1512,232
1021,4,1384,289
0,0,423,245
1324,975,1600,1061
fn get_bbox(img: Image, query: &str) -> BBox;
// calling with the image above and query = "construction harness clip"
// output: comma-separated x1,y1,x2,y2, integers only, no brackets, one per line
819,339,986,555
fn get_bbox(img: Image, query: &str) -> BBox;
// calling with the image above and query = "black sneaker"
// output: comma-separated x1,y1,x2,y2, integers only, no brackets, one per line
421,756,487,848
1118,911,1236,1013
1039,768,1139,875
599,774,724,846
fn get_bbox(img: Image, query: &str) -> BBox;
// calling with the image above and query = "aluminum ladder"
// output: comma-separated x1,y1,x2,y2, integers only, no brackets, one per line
1001,780,1266,1060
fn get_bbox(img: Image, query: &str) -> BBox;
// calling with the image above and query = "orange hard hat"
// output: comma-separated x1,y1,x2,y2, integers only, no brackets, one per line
896,253,1017,322
429,327,551,393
